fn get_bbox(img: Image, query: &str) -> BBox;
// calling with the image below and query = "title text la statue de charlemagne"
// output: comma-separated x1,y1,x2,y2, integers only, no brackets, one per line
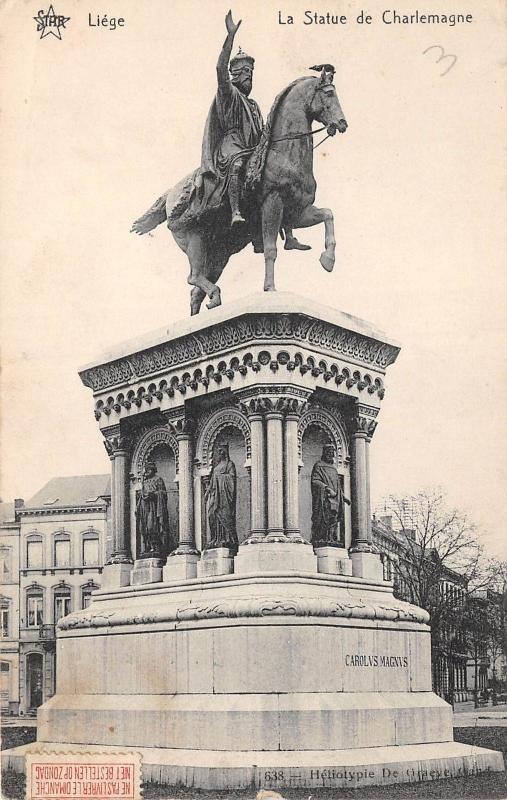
278,9,473,25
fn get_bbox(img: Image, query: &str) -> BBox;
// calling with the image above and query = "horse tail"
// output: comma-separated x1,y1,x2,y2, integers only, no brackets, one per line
131,192,168,235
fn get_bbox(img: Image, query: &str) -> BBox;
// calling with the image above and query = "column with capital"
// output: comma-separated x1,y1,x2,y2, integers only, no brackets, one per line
102,433,133,589
163,418,200,580
265,399,285,539
348,406,383,581
242,399,267,543
235,396,317,574
284,399,308,542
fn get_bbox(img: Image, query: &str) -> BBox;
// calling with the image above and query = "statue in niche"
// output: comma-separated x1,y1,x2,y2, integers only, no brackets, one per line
311,444,350,548
136,461,171,557
205,444,238,553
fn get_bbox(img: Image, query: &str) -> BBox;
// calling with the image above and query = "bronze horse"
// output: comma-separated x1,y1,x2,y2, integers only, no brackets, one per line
132,69,347,315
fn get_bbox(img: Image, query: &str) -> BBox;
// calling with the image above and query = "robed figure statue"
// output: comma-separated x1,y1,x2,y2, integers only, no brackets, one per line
205,445,238,553
311,444,350,548
136,462,171,557
194,11,309,249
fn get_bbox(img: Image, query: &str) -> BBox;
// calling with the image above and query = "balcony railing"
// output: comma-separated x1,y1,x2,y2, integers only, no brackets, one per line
20,624,56,641
39,624,55,640
21,566,103,577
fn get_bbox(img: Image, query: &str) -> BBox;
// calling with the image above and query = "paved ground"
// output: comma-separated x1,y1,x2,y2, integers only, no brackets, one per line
1,717,36,728
453,701,507,728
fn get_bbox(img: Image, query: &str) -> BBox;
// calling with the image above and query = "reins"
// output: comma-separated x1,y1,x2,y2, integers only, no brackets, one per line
270,123,329,148
229,124,332,170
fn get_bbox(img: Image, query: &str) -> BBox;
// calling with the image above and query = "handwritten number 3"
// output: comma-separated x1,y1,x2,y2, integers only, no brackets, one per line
423,45,457,76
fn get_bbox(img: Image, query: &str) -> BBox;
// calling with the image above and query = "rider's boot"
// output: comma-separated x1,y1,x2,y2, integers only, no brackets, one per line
284,230,311,251
229,174,246,225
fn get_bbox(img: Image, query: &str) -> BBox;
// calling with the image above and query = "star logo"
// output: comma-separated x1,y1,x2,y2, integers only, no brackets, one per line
33,5,70,40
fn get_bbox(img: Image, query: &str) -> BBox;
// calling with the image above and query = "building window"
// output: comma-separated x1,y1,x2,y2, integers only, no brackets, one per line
82,535,99,567
81,584,98,609
27,591,43,627
54,591,71,623
0,600,9,637
0,548,11,581
27,539,43,569
54,535,71,568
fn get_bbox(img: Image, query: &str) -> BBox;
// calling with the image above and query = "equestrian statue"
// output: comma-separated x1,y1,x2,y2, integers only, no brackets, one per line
131,11,348,315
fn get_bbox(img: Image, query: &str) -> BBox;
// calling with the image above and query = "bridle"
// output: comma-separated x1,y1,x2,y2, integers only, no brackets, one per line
228,79,341,169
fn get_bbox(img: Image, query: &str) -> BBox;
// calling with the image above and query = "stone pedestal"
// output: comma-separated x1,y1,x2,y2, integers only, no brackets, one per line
198,548,234,578
4,293,502,791
163,552,199,581
3,571,503,789
351,550,385,582
235,541,317,574
315,546,353,576
130,557,164,586
100,562,132,589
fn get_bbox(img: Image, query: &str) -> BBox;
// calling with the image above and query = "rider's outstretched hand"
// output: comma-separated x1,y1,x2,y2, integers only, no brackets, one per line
225,10,241,36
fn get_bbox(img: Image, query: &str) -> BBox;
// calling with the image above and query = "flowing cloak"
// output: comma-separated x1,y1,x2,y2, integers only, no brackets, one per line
193,80,264,215
206,458,238,551
136,476,170,551
311,461,345,546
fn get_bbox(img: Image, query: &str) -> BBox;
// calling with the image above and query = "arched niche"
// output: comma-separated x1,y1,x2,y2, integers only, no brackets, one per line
298,408,350,547
130,427,179,558
195,408,250,551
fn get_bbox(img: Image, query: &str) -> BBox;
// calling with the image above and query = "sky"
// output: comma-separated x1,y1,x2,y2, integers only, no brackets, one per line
0,0,505,559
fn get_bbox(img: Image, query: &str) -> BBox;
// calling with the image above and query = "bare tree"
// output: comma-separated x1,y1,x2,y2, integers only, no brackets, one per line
381,489,487,613
378,489,490,701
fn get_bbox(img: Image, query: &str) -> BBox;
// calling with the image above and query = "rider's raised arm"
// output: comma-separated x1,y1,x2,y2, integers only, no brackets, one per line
217,11,241,94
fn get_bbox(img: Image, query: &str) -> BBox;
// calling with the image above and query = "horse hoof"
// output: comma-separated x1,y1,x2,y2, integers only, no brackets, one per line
206,291,222,310
264,285,276,292
320,253,335,272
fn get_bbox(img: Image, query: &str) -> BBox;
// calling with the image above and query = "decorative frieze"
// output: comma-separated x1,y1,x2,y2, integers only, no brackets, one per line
59,594,429,630
92,354,386,421
81,314,398,395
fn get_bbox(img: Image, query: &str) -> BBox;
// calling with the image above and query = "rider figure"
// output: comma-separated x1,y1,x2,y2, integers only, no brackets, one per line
198,11,310,251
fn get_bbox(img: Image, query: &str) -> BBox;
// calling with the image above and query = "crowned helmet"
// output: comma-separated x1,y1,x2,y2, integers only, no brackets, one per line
229,47,255,74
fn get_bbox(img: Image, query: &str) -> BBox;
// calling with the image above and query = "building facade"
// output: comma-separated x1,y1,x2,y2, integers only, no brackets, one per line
0,500,22,714
373,514,469,702
16,475,110,715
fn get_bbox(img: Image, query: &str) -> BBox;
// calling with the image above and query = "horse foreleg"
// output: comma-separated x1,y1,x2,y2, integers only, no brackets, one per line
293,205,336,273
262,193,284,291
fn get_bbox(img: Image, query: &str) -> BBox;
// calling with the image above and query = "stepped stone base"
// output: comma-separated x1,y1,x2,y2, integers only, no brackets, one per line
3,741,503,790
2,570,504,790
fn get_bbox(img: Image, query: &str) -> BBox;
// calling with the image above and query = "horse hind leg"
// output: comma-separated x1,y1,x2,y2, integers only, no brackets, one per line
262,193,284,291
190,287,207,316
185,233,222,313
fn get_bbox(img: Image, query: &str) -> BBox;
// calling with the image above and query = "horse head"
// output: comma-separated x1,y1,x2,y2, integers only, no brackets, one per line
308,65,347,136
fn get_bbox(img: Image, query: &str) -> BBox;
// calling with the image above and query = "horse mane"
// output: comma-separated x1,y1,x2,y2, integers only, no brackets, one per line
245,76,315,193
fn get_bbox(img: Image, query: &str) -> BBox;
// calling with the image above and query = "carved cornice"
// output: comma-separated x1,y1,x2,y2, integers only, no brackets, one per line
17,505,108,517
59,595,429,630
81,314,397,395
92,354,385,421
